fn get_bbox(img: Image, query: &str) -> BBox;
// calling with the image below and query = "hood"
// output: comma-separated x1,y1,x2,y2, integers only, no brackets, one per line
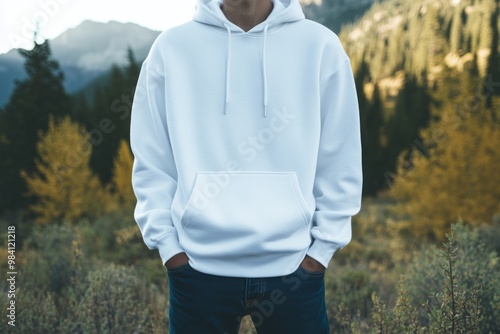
194,0,305,33
193,1,306,117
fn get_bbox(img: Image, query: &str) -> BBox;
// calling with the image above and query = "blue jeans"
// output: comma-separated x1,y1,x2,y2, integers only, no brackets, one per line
167,263,330,333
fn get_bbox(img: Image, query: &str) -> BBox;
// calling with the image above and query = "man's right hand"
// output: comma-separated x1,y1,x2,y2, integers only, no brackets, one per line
165,252,190,270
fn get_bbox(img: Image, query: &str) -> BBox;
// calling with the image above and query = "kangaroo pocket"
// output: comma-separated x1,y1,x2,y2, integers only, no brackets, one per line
179,172,312,258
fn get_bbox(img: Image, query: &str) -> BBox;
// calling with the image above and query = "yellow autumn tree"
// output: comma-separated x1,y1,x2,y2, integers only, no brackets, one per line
110,140,136,209
391,105,499,241
392,114,499,240
391,62,499,240
111,140,143,247
21,116,115,224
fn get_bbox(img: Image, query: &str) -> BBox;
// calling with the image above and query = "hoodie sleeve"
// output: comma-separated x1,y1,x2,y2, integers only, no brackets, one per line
130,60,184,267
306,57,363,269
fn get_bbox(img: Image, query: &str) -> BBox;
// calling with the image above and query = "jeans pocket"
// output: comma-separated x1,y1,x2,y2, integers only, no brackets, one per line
167,262,192,274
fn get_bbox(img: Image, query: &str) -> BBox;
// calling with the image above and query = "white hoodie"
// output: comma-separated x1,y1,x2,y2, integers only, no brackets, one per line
130,0,362,277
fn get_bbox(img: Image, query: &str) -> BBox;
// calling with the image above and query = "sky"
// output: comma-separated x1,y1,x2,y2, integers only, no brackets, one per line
0,0,197,55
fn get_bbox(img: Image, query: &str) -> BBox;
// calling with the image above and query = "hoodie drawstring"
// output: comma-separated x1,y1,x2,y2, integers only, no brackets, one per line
222,23,270,117
224,23,232,115
262,24,269,117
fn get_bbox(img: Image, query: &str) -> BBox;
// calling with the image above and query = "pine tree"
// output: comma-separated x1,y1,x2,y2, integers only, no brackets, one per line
387,23,405,73
483,0,500,108
120,47,140,139
355,59,370,194
87,49,140,185
479,0,496,50
450,5,464,53
354,58,387,195
414,5,445,78
0,40,71,212
21,116,115,224
88,64,124,184
355,58,370,119
365,84,385,194
125,47,140,90
468,9,482,53
386,73,432,180
73,92,91,125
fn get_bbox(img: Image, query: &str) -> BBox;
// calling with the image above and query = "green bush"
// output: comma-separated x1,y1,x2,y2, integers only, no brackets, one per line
63,263,166,334
371,223,499,334
15,289,59,333
326,265,378,332
76,210,147,264
20,223,81,295
0,222,169,333
76,211,167,288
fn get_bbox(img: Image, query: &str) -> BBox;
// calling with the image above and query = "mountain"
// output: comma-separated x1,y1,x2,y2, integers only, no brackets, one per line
0,20,161,107
301,0,379,32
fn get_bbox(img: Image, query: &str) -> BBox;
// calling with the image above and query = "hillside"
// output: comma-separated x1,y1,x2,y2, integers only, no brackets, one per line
339,0,499,91
326,0,500,196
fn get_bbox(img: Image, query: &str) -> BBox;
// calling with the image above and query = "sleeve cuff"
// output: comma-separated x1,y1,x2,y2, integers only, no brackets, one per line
306,238,342,269
156,234,184,267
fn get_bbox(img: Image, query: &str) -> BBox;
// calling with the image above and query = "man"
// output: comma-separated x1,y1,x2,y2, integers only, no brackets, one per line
130,0,362,333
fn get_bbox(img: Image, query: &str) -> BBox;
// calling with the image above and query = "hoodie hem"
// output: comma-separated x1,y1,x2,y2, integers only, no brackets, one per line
187,247,310,278
306,238,341,269
156,234,185,267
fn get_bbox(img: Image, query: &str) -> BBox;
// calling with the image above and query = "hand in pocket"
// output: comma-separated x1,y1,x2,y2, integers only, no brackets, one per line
165,252,190,270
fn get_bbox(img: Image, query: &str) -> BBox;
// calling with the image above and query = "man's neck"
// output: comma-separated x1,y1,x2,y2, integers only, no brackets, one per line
221,0,273,32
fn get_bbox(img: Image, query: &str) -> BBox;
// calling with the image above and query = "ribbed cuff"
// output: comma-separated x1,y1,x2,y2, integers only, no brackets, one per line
306,238,340,269
156,234,184,267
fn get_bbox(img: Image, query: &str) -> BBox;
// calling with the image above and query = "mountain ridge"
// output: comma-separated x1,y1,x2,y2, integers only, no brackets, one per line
0,20,161,107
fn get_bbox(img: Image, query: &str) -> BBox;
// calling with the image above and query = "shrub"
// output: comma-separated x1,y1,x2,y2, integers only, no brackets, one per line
326,265,378,332
0,222,169,333
371,223,499,333
63,263,162,334
20,223,81,294
0,288,60,333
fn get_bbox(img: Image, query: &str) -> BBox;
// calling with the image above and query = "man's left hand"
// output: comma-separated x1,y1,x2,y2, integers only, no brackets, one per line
300,255,326,273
